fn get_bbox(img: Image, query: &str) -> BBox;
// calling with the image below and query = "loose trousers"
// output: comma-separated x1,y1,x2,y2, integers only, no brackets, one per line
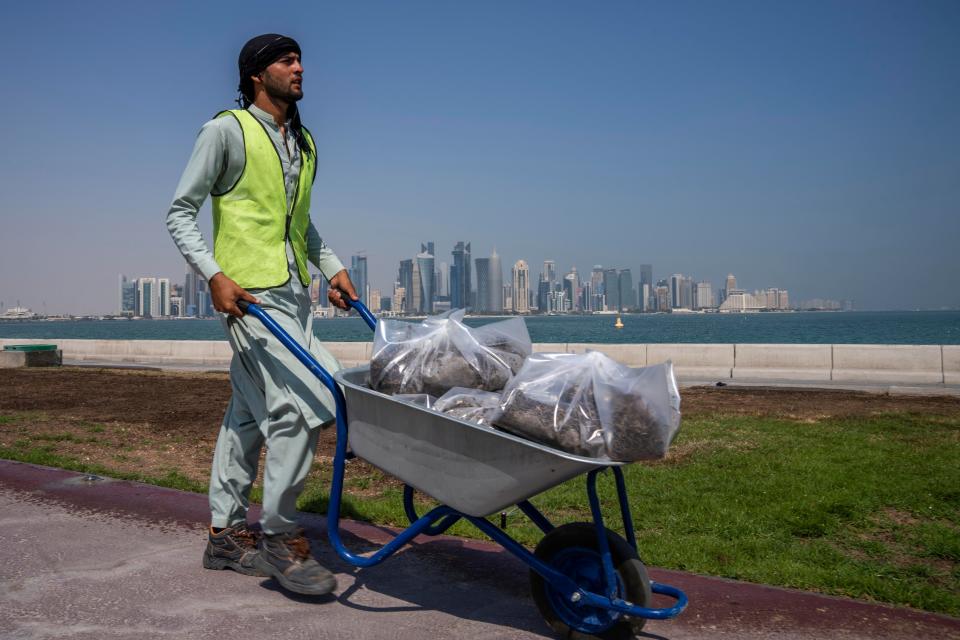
208,275,342,534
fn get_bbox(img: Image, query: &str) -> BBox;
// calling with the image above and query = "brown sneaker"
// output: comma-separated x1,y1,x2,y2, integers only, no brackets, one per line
253,529,337,595
202,523,268,576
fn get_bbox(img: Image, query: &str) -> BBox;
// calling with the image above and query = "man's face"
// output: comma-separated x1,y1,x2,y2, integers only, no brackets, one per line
259,52,303,102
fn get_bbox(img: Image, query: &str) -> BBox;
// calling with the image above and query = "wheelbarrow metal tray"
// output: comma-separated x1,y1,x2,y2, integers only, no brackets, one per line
335,366,622,518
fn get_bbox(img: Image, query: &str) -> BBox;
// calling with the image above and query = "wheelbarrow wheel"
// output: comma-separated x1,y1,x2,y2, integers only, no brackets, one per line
530,522,652,639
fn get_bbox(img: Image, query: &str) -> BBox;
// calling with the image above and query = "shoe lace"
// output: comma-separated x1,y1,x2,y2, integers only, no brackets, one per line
232,525,259,548
286,534,312,560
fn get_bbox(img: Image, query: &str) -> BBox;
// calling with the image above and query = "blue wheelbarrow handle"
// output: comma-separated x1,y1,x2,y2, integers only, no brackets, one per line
237,297,377,331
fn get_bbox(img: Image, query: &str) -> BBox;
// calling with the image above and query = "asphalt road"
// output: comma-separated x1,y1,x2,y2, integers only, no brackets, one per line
1,461,958,640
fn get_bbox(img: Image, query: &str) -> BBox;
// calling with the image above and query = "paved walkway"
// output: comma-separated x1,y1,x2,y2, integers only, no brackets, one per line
1,460,958,640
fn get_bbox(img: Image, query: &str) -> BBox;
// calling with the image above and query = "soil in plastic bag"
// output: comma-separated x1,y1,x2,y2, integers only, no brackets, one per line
433,387,502,425
495,351,681,461
369,310,531,397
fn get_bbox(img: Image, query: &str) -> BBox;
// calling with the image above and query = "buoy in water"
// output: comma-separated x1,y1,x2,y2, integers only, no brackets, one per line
614,315,624,329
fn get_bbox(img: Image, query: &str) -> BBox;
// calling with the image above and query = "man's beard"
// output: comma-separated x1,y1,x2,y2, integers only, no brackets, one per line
262,71,302,103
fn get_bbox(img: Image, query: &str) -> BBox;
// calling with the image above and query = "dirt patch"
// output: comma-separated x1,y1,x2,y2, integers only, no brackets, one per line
656,437,758,465
681,385,960,420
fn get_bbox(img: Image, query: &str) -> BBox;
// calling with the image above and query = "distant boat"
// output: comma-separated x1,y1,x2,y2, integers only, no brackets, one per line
614,315,624,329
0,306,36,319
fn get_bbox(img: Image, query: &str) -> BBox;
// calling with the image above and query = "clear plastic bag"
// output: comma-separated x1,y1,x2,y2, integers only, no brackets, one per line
392,394,436,408
368,309,532,397
495,351,681,461
433,387,502,425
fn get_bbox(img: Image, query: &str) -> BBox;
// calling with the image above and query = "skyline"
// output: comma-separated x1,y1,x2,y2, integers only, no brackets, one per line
1,1,958,314
0,250,846,318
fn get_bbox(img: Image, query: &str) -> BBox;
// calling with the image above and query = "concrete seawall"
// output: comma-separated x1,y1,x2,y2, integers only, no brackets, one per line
1,338,957,387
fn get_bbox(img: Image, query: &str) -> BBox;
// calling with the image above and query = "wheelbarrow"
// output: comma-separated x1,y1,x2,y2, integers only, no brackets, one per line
238,298,688,638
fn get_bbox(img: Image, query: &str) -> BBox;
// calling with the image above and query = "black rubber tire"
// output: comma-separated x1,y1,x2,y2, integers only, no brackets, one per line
530,522,652,640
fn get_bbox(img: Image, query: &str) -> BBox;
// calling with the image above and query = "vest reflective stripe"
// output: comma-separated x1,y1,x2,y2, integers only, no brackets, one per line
211,109,315,289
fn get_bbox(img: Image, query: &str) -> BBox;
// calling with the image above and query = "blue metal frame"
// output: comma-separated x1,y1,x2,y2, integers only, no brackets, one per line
237,298,687,622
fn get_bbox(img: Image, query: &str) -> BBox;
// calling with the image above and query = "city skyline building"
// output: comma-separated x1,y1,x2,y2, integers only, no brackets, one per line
158,278,170,317
603,268,619,311
392,284,406,314
118,274,136,316
543,260,557,290
398,259,413,313
136,278,156,318
588,265,604,312
681,276,694,310
196,277,211,317
475,257,490,312
695,281,713,310
450,241,472,310
563,272,576,312
489,249,503,312
537,276,551,312
618,269,635,310
639,264,652,310
183,265,198,317
512,260,530,313
655,280,670,311
411,259,422,314
721,273,737,305
416,250,435,313
350,255,368,304
670,274,683,309
437,261,448,297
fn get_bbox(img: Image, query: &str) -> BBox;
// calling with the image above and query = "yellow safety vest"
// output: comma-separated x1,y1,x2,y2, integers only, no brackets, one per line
211,109,316,289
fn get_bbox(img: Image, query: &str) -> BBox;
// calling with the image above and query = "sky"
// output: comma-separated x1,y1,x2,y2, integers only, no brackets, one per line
0,0,958,314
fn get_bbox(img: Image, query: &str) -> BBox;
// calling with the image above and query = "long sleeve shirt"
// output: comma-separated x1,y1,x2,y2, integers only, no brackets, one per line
166,103,345,285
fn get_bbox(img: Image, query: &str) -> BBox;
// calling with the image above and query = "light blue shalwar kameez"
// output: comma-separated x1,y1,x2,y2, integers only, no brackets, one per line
167,104,345,534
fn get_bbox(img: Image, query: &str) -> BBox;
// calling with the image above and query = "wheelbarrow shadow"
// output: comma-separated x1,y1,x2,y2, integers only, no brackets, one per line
319,521,550,636
257,516,673,639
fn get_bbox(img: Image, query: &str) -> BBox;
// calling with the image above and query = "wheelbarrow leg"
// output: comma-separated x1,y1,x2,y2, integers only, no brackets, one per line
612,466,637,551
586,469,621,600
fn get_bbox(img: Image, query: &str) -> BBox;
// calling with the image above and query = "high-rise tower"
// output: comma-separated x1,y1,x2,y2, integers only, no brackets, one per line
512,260,530,313
475,257,490,312
451,241,472,310
618,269,635,310
350,255,368,303
416,250,435,313
603,269,619,311
489,249,503,312
398,259,413,313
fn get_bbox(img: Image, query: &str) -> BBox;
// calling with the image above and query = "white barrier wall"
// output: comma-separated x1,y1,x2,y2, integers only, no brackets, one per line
648,344,733,379
944,346,960,385
1,338,957,385
832,345,943,384
733,344,832,381
567,343,647,367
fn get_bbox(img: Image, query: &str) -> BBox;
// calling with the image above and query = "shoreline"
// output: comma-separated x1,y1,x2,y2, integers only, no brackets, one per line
7,308,960,323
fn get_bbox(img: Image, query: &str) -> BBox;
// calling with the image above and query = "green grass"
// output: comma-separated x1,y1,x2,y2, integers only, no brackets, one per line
296,412,960,616
78,421,106,434
2,411,958,615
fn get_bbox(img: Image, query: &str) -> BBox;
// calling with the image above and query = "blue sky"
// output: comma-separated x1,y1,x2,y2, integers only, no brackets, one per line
0,0,957,314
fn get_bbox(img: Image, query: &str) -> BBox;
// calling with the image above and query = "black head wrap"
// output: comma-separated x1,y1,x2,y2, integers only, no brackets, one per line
237,33,312,158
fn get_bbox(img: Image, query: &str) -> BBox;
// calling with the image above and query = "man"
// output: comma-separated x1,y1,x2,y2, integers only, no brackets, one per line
166,33,358,596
